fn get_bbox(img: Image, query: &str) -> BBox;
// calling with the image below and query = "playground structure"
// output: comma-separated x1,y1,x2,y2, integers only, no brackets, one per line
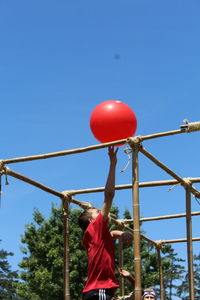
1,120,200,300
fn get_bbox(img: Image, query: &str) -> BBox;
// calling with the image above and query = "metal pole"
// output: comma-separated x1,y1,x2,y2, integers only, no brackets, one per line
185,185,195,300
63,198,71,300
132,144,142,300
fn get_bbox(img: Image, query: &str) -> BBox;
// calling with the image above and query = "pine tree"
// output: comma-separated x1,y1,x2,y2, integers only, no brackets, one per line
16,206,87,299
161,244,185,300
0,241,19,299
177,253,200,299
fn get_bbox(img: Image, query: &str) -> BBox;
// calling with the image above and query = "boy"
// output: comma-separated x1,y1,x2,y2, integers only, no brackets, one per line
78,146,132,300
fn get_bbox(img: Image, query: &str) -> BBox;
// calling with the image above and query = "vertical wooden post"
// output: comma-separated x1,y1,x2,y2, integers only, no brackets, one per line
63,197,71,300
131,144,142,300
118,239,125,296
156,246,165,300
185,185,195,300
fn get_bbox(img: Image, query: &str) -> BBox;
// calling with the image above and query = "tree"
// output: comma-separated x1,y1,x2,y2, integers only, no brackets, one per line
177,253,200,299
0,241,19,299
193,254,200,298
161,244,185,300
16,206,87,299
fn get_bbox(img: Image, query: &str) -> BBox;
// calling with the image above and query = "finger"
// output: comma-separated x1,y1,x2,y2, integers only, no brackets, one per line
108,146,114,152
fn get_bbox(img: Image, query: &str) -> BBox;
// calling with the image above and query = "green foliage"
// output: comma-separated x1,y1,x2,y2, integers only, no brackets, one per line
110,208,186,298
141,242,159,288
111,207,160,295
16,206,87,299
177,253,200,299
160,245,185,300
0,241,19,299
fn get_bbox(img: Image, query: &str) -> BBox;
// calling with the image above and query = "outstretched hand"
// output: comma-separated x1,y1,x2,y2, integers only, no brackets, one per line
118,268,135,286
118,268,131,278
108,146,118,164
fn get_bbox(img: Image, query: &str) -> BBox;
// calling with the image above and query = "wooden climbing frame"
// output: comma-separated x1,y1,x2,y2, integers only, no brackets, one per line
0,120,200,300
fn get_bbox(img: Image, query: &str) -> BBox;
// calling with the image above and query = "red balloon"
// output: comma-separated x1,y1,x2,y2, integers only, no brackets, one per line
90,100,137,144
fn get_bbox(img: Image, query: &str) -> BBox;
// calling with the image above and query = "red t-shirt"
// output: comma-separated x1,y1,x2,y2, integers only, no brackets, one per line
82,213,119,293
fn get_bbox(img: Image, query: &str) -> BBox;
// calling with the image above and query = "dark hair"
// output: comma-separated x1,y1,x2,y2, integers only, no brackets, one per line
78,208,93,231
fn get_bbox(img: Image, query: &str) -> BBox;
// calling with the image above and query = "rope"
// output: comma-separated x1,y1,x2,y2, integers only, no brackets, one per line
187,121,200,132
167,183,180,192
0,161,8,207
120,146,132,173
117,219,125,226
180,120,200,133
0,174,2,207
195,197,200,206
61,192,92,210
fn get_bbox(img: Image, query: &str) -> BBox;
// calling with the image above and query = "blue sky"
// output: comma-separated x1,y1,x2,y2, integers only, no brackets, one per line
0,0,200,296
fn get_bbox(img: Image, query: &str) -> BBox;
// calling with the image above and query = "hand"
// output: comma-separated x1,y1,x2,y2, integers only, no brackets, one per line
118,268,135,286
118,268,131,278
108,146,118,164
121,232,133,244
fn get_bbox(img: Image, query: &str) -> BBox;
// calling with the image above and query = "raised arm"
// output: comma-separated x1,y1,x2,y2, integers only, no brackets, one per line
110,230,133,244
101,146,118,220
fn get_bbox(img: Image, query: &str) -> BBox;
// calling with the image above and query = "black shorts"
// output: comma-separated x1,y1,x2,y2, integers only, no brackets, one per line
83,288,115,300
